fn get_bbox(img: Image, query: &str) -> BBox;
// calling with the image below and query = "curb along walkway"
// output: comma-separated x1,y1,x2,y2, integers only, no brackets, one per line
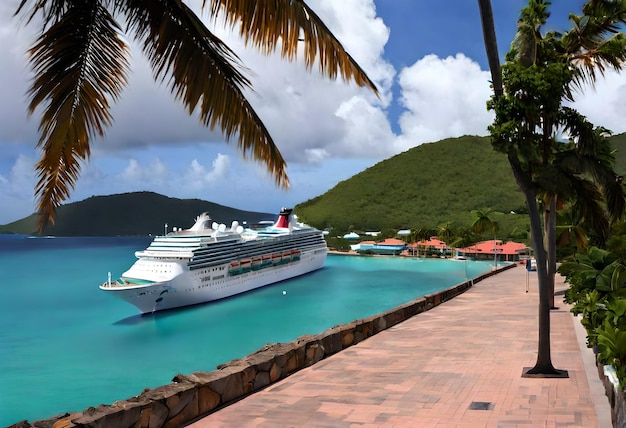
190,266,610,427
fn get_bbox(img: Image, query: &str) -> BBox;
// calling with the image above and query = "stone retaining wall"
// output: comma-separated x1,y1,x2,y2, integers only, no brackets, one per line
597,360,626,427
11,264,515,428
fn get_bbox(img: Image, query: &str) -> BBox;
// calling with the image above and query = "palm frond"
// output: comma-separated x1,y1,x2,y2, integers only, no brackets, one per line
206,0,378,95
16,0,70,27
559,109,626,222
119,0,288,188
556,224,588,252
470,208,499,235
571,178,610,243
23,0,129,231
563,2,626,88
511,0,550,66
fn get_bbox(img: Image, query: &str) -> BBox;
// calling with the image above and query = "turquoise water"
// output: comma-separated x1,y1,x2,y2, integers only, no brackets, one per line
0,235,495,425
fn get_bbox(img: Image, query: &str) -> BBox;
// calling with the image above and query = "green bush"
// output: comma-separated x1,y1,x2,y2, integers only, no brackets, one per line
560,247,626,386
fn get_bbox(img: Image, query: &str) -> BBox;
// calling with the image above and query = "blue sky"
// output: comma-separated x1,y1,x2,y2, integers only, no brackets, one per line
1,0,625,225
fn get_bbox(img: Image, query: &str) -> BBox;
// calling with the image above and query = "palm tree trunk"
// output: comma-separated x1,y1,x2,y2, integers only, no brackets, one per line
545,195,557,309
493,233,498,269
477,0,566,378
477,0,503,97
508,152,567,377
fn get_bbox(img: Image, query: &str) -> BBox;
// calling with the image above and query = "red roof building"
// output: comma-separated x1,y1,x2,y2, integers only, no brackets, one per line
457,240,529,262
378,238,407,246
406,236,451,256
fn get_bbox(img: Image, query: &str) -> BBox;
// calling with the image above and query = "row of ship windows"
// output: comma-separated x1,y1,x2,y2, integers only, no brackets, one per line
191,248,315,265
192,241,322,259
190,266,274,291
200,274,225,282
185,280,236,291
197,265,227,283
153,240,323,261
197,266,225,273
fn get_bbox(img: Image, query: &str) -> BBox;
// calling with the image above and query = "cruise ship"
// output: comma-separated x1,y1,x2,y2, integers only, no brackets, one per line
99,208,327,313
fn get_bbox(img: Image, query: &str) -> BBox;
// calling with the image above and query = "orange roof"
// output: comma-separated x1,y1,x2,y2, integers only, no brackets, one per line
378,238,406,246
458,240,528,256
409,236,449,249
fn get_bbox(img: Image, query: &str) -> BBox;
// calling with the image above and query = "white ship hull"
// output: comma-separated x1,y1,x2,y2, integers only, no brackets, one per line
101,248,326,313
99,208,328,314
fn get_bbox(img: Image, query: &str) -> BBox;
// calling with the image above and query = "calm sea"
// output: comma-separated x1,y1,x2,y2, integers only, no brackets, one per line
0,235,495,426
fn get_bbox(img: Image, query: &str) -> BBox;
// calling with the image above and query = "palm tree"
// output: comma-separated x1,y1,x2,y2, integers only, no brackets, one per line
477,0,626,376
14,0,378,231
555,203,596,260
450,227,475,250
471,208,500,269
543,121,625,306
437,221,454,256
410,226,435,257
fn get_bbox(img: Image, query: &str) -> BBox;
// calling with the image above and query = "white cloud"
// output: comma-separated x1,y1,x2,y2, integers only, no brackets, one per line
120,159,144,182
0,2,38,146
6,154,36,197
393,54,494,152
0,154,37,222
314,0,395,97
183,154,231,190
304,148,331,164
334,96,397,157
570,70,626,135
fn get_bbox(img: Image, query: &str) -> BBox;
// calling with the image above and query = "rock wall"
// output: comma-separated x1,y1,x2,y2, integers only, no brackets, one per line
10,265,514,428
597,362,626,427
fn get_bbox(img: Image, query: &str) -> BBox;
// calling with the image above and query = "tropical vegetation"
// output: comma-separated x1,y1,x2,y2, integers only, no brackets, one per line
560,237,626,387
14,0,377,231
478,0,626,376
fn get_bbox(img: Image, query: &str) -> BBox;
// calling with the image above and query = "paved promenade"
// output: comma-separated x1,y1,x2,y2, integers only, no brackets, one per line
189,265,611,427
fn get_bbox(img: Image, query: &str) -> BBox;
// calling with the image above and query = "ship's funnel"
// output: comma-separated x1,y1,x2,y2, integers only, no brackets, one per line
275,208,293,229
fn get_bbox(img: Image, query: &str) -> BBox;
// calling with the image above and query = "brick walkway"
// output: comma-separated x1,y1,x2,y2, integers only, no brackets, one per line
189,265,611,427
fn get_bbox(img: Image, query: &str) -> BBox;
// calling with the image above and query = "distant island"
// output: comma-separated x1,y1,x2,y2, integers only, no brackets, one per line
0,192,275,237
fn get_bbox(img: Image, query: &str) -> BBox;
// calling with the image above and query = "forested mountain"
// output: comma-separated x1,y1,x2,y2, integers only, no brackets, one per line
295,133,626,239
295,135,526,234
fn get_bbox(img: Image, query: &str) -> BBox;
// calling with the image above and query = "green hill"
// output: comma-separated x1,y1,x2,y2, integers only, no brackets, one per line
295,133,626,238
295,135,526,234
0,192,274,236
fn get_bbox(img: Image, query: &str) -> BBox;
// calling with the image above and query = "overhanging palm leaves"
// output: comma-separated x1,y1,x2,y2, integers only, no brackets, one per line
564,1,626,87
556,223,588,254
15,0,379,231
208,0,379,90
120,0,288,184
17,0,129,228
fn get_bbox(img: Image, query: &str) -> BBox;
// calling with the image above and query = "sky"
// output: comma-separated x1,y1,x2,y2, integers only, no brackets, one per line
1,0,626,224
